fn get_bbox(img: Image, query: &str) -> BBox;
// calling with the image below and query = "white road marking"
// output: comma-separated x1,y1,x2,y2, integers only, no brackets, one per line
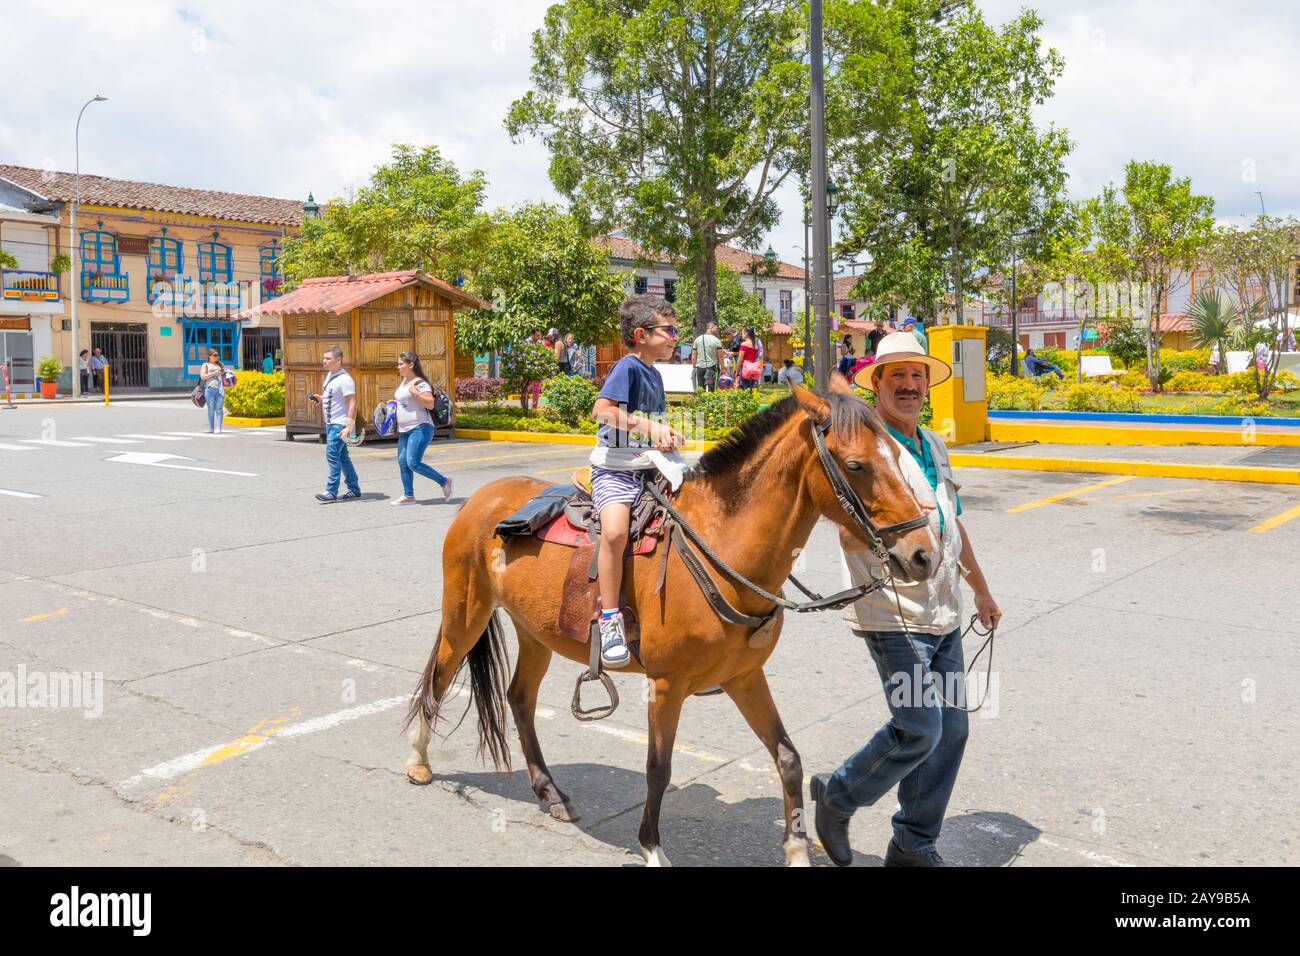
0,488,42,498
118,434,190,441
20,438,91,448
0,443,38,451
70,436,144,444
162,431,235,438
105,451,258,477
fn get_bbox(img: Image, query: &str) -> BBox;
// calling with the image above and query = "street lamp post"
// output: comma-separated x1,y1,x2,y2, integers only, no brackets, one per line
800,205,812,375
809,0,832,389
71,94,107,399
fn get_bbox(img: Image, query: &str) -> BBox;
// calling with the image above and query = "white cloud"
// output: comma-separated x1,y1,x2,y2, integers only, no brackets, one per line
4,0,1295,281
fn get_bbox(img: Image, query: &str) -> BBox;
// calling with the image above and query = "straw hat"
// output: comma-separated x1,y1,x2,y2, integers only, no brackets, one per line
853,331,952,389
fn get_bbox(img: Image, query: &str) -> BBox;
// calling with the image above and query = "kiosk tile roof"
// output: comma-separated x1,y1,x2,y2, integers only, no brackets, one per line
240,270,491,318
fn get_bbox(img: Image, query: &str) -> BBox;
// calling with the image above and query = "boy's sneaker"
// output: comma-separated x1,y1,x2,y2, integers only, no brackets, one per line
598,613,631,668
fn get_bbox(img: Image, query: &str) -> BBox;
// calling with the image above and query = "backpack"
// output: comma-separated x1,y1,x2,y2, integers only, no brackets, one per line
190,383,206,408
431,385,453,428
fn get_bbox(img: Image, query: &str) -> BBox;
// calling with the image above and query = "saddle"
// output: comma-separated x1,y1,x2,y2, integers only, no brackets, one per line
494,468,673,649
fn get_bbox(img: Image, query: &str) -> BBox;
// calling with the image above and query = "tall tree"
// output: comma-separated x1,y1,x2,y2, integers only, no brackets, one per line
1208,215,1299,399
505,0,808,334
1085,159,1215,390
832,1,1071,326
279,144,491,288
675,262,773,338
458,202,627,355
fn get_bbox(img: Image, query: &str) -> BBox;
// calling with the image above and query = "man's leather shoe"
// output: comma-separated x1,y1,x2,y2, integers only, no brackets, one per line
809,774,854,867
884,838,946,867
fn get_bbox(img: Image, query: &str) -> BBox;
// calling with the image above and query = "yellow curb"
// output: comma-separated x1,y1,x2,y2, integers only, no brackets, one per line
950,453,1300,486
456,427,720,452
224,416,285,428
989,421,1300,447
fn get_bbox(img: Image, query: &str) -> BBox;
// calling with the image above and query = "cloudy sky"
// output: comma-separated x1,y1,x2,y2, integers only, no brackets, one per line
4,0,1297,275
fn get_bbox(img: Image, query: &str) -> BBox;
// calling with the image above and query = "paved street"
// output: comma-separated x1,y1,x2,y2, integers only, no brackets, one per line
1,400,1296,867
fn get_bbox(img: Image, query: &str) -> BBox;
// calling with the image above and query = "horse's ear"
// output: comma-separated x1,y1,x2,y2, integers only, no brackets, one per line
829,372,856,396
792,383,830,421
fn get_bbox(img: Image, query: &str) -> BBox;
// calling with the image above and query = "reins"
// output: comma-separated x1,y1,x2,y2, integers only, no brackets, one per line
647,411,996,709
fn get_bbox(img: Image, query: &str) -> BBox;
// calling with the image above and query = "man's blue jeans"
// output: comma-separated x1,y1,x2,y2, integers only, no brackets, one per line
824,627,969,854
324,424,360,497
396,423,447,497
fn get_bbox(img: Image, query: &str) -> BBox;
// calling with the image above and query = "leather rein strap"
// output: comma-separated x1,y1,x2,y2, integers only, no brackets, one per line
643,412,934,633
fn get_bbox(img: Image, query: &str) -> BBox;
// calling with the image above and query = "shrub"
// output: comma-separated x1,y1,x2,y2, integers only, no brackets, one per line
541,374,598,426
455,376,504,402
500,343,557,408
456,410,599,435
1058,382,1142,413
224,370,285,417
682,387,762,431
1159,347,1211,372
986,373,1046,410
1165,371,1221,393
36,355,63,381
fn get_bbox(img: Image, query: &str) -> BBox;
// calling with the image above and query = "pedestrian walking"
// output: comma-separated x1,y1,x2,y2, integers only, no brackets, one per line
78,350,91,395
737,328,761,390
262,352,275,375
391,351,453,505
89,347,107,393
809,331,1001,868
691,322,722,391
198,348,227,433
309,347,361,503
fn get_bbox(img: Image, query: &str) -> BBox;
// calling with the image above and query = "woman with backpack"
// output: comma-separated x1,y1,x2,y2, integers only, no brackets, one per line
391,351,453,505
198,348,229,433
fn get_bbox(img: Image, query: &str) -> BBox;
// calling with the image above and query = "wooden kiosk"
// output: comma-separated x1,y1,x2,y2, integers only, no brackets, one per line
241,270,490,441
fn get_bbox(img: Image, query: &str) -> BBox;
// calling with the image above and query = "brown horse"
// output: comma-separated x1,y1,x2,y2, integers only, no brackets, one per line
405,380,937,866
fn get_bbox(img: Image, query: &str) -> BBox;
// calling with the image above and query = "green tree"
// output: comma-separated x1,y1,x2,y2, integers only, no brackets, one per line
675,263,772,339
833,2,1071,326
458,202,626,355
505,0,808,334
1210,215,1299,399
501,343,559,410
1085,160,1216,390
280,144,491,287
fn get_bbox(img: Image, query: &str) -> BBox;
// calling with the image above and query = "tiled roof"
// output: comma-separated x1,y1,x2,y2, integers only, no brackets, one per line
0,164,305,226
834,275,861,300
240,270,491,318
596,234,805,279
772,321,793,335
1157,312,1191,332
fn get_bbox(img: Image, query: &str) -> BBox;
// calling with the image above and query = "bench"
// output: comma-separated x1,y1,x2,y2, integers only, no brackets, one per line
1079,355,1115,377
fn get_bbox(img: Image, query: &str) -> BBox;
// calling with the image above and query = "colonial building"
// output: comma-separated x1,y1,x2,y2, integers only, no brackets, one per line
0,164,308,391
594,232,806,374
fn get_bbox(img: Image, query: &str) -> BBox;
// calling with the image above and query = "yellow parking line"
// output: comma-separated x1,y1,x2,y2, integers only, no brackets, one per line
1249,502,1300,533
22,607,68,623
1007,475,1137,513
353,447,586,466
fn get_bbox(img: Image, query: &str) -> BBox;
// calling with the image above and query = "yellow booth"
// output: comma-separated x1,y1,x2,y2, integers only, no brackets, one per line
926,324,988,445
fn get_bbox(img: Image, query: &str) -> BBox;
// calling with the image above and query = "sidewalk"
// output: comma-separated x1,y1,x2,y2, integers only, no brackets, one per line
952,440,1300,485
4,390,190,407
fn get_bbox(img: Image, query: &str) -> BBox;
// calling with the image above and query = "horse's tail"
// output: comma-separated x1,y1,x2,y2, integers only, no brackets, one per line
404,612,512,771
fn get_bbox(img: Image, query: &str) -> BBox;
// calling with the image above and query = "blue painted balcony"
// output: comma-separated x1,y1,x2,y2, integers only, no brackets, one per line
2,269,60,303
201,280,243,312
147,275,196,307
81,270,130,303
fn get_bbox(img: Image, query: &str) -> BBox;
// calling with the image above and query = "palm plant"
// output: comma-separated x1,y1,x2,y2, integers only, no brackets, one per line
1188,290,1238,373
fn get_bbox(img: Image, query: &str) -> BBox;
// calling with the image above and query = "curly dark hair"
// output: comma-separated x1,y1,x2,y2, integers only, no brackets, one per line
619,294,675,346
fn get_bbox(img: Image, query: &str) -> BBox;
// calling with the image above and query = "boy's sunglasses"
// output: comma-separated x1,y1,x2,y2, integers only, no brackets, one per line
647,323,678,338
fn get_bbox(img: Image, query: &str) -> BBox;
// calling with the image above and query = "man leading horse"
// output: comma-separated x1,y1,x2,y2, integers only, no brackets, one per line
810,331,1002,867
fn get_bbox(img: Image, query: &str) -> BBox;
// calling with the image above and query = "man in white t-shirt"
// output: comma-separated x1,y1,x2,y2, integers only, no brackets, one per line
309,346,361,502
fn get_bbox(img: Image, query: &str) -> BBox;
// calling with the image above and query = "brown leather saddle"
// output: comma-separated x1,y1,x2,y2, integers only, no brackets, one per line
494,468,673,650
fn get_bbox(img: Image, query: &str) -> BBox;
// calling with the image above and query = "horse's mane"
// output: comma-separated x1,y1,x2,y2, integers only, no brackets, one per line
691,389,887,479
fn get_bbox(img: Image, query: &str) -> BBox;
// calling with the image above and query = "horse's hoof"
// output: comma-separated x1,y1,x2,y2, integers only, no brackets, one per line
406,765,433,786
547,801,579,823
641,845,672,867
784,837,812,867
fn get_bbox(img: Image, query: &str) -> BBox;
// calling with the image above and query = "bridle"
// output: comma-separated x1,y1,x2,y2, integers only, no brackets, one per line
810,417,931,563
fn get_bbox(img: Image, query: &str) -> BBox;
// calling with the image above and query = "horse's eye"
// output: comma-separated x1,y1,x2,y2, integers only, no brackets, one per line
845,460,864,471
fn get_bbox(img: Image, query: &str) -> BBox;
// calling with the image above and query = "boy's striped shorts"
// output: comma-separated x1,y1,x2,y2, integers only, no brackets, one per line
590,466,646,515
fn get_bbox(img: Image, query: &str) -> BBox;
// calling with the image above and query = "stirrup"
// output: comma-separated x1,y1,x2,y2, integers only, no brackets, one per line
571,670,619,721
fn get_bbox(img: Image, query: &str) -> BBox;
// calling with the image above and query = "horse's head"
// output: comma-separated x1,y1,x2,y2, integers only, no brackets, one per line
791,378,939,583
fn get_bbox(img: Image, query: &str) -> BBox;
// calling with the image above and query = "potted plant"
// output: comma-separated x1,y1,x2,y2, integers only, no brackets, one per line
50,253,71,274
36,356,62,399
